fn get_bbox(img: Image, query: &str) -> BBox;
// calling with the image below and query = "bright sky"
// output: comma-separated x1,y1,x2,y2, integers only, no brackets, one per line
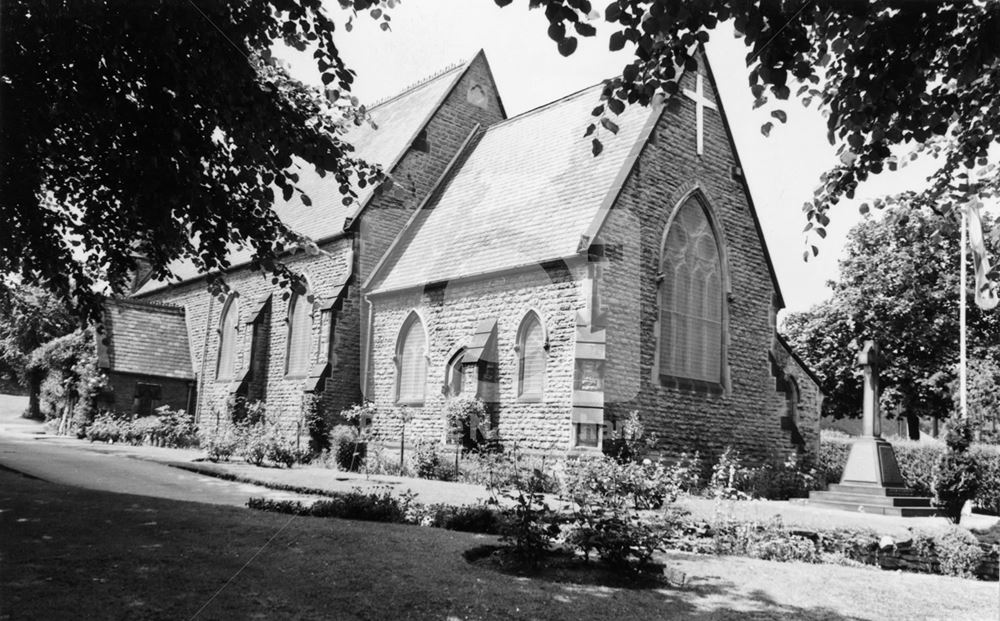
279,0,940,316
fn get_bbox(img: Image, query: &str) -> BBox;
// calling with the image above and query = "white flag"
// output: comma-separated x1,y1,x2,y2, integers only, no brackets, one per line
967,201,999,310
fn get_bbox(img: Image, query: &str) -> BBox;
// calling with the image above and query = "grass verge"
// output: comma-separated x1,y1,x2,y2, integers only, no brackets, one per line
2,469,996,620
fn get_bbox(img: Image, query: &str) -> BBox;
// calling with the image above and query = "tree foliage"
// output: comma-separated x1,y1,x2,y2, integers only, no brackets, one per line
781,206,1000,435
0,283,76,417
509,1,1000,248
1,0,391,318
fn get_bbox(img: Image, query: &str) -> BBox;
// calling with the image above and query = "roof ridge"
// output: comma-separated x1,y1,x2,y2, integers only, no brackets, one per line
481,80,607,133
109,297,186,314
366,59,468,110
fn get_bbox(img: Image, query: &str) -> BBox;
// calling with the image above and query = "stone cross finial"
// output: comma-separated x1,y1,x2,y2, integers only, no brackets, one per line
855,340,886,437
682,73,717,157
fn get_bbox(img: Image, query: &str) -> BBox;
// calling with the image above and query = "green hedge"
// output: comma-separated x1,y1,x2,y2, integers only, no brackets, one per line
818,435,1000,514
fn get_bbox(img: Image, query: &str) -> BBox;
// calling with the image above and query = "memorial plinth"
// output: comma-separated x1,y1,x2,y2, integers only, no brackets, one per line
804,341,938,517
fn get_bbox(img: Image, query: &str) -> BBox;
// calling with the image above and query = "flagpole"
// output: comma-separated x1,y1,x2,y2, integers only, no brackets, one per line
960,205,969,421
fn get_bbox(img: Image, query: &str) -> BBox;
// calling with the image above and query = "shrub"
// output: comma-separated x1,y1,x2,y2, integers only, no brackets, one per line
815,436,851,485
361,445,411,476
247,487,417,524
707,516,819,563
263,424,299,468
460,448,561,494
603,410,656,463
443,395,487,444
412,441,443,478
28,329,107,433
708,446,751,500
487,453,560,568
892,440,940,496
85,412,126,443
410,503,502,533
239,421,269,466
971,446,1000,515
743,453,818,500
330,424,366,472
149,406,198,448
933,418,979,524
913,526,985,578
562,455,682,570
129,416,161,444
200,422,239,462
302,393,330,454
670,451,704,494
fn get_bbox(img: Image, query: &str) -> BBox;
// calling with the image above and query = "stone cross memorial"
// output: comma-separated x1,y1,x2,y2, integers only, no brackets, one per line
840,340,906,487
806,339,936,516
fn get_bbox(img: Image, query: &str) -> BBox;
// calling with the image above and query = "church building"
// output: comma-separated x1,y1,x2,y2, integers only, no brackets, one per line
127,50,822,463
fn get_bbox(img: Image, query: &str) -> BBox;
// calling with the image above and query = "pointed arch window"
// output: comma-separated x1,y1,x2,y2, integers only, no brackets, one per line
216,296,239,381
396,313,427,405
285,289,313,378
445,347,466,398
517,312,547,400
659,196,725,384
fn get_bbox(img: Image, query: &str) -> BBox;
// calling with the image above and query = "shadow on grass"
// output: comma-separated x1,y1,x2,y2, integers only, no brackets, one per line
0,469,899,621
463,544,672,590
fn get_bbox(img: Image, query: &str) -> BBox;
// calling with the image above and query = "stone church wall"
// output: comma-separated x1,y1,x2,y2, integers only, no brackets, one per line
367,261,587,450
143,240,355,430
597,67,818,466
141,55,506,431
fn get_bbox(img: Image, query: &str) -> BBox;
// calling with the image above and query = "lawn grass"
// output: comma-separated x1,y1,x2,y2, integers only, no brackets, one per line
1,469,994,621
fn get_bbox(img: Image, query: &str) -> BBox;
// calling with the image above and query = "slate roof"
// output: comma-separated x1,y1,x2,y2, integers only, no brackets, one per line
368,83,659,294
136,57,475,294
99,300,195,380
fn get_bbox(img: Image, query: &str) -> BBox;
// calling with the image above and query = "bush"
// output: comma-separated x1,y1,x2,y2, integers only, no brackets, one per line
247,487,417,524
743,453,819,500
913,526,985,578
562,455,682,570
443,395,487,445
487,455,561,568
85,412,126,443
199,421,240,462
29,329,107,433
603,410,656,463
459,449,561,494
708,446,751,500
330,424,366,472
302,393,330,454
971,446,1000,515
412,441,443,478
933,418,979,523
410,503,502,533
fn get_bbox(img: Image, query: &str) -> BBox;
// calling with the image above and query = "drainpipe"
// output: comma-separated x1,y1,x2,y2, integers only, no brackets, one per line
196,295,215,425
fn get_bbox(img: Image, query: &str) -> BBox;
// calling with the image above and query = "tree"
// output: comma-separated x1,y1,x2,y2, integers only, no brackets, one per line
1,0,389,319
8,2,1000,318
0,284,77,418
782,206,1000,439
510,1,1000,248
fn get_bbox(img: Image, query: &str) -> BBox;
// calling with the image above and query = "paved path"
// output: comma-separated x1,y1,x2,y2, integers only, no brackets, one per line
0,397,321,507
1,393,997,535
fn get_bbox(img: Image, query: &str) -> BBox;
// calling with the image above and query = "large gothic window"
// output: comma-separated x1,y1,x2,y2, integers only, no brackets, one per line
396,313,427,404
285,290,313,377
216,296,239,380
517,312,547,400
659,196,725,384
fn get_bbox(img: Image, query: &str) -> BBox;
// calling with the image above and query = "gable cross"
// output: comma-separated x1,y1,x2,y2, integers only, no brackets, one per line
855,340,887,437
682,73,717,157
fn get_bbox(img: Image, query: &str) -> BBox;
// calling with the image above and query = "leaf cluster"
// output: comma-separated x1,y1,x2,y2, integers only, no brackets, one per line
782,205,1000,422
2,1,391,319
500,1,1000,247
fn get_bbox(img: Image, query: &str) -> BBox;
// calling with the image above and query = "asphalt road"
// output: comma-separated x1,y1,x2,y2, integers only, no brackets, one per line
0,397,318,507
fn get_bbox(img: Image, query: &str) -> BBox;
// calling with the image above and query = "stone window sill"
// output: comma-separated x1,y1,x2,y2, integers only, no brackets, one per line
659,374,724,396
